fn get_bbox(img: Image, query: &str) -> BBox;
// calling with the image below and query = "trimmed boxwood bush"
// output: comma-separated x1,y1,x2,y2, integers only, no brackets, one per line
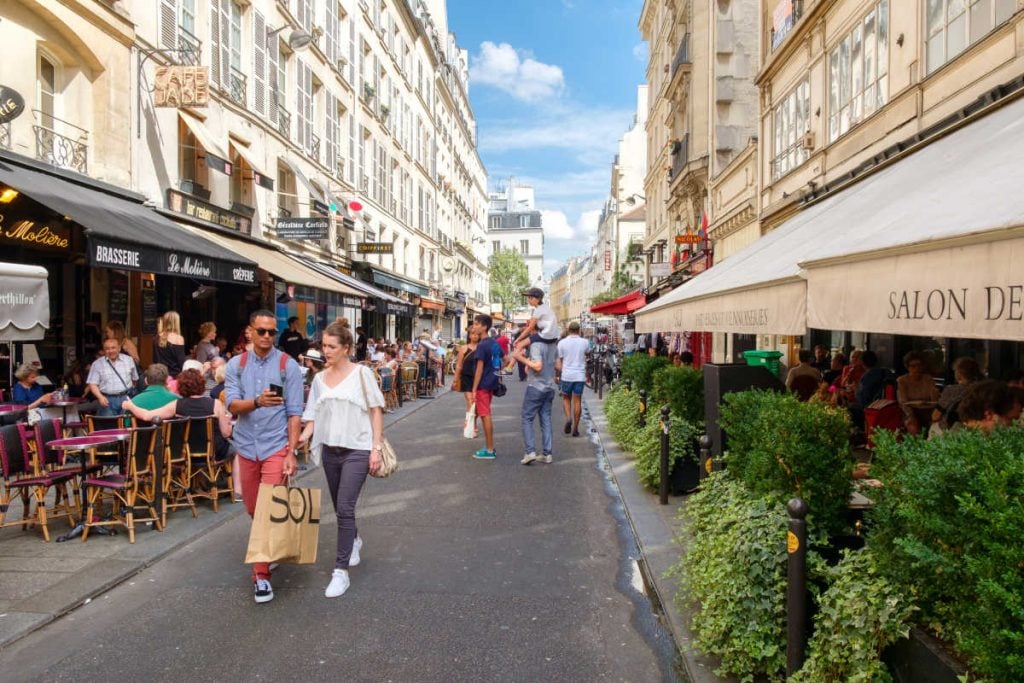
633,413,698,490
869,427,1024,681
604,385,643,453
719,390,853,536
621,354,670,393
651,365,704,425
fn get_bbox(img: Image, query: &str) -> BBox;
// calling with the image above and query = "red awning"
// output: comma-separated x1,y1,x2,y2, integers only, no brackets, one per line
589,290,647,315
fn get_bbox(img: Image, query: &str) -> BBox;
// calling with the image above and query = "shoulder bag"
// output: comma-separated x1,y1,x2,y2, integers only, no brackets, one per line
357,366,398,478
107,358,139,397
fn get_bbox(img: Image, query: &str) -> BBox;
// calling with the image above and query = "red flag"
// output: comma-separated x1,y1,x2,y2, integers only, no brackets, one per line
697,212,709,238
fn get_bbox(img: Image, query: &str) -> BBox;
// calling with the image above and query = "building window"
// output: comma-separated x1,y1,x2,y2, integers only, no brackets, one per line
519,215,530,227
492,240,500,253
771,79,811,180
489,216,500,229
829,0,889,143
926,0,1016,74
277,164,297,217
37,55,57,128
520,240,529,255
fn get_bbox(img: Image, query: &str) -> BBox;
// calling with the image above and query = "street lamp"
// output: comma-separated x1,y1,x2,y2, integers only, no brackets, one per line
267,25,314,52
623,194,646,206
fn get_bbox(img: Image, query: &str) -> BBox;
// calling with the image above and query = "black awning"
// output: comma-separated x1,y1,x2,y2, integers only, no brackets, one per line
0,153,257,285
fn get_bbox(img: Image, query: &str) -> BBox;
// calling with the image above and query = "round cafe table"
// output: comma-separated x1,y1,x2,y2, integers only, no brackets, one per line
0,404,27,426
49,397,85,425
50,431,132,542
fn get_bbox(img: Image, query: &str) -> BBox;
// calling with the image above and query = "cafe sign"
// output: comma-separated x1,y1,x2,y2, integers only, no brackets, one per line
0,214,71,251
89,235,257,285
276,217,329,240
167,189,251,234
0,85,26,125
154,66,210,107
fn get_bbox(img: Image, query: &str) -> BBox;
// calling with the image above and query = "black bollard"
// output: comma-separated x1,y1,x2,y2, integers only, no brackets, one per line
638,390,647,427
659,405,670,505
699,434,713,481
624,379,633,392
787,498,809,676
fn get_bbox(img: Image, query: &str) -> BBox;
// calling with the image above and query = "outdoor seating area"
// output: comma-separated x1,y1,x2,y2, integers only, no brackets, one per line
0,414,235,544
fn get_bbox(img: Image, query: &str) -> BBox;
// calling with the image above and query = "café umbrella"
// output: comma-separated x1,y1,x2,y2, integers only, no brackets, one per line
0,262,49,387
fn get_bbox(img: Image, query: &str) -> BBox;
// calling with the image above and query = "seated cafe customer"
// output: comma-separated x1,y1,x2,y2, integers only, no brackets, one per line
896,351,940,436
86,338,139,416
131,363,180,411
956,379,1021,432
785,349,821,389
12,363,54,410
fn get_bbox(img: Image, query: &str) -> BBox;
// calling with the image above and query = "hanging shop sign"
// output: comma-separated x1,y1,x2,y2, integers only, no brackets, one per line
341,294,363,308
154,66,210,107
604,250,612,271
0,86,26,124
377,298,414,317
276,217,330,240
89,235,257,285
0,214,71,252
357,242,394,254
166,189,252,234
675,234,703,244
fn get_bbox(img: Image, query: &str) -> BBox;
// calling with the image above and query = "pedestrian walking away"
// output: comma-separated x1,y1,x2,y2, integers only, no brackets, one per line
515,325,559,465
557,320,590,437
470,313,505,460
300,322,386,598
225,309,304,604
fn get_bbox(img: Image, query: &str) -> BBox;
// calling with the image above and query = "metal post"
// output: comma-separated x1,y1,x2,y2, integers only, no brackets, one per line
787,498,809,676
699,434,713,481
395,368,404,408
624,379,632,392
659,405,670,505
638,390,647,427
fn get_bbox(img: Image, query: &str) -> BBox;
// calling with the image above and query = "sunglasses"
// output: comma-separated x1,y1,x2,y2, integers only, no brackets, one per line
253,327,277,337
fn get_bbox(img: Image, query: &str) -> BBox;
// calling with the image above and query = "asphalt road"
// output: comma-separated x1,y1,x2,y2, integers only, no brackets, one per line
1,379,682,682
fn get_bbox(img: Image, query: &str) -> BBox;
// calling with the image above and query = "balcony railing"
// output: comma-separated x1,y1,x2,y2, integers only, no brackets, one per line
278,206,292,218
33,111,89,174
307,133,321,162
672,34,691,76
228,66,247,106
178,27,201,66
669,134,689,182
277,104,291,138
0,122,10,151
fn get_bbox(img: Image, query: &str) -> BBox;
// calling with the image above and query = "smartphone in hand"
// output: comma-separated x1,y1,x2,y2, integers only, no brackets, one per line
269,383,284,397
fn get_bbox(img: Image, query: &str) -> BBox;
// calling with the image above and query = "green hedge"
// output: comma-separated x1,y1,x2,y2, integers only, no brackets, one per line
604,385,643,453
719,390,853,536
651,365,704,425
633,414,698,490
870,427,1024,681
621,354,670,393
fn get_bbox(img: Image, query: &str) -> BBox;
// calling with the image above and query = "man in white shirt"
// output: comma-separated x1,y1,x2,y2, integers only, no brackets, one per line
556,321,590,437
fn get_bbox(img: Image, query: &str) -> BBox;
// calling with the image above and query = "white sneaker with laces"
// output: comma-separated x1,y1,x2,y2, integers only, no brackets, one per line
539,454,552,464
325,569,350,598
254,578,274,604
349,536,363,567
521,452,538,465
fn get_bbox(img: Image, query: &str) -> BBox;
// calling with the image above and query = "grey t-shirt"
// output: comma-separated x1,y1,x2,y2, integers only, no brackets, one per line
527,338,559,393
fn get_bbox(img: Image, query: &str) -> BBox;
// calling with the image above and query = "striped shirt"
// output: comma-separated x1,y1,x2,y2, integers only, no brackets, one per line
86,353,138,395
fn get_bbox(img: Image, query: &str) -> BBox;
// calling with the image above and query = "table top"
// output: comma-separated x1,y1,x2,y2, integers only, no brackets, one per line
49,432,131,451
51,398,85,407
0,404,27,414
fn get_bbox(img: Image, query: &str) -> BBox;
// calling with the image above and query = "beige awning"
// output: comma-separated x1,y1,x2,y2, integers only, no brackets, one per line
183,226,363,296
230,142,270,181
179,110,229,162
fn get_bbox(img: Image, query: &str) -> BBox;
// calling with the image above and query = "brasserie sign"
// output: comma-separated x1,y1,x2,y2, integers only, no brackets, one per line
89,235,257,285
0,85,26,125
0,214,71,251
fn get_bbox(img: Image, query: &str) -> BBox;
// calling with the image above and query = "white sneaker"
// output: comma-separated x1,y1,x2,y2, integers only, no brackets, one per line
325,568,350,598
254,578,274,604
349,536,363,567
269,562,280,572
521,452,538,465
539,454,552,464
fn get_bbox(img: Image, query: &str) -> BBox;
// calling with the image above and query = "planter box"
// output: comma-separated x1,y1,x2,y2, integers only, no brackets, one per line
883,627,967,683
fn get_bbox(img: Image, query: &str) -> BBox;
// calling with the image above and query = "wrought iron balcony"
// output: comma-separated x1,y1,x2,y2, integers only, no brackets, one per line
228,66,247,107
178,27,201,66
278,206,292,218
307,133,321,162
669,134,689,182
33,111,88,174
277,104,291,138
672,34,691,77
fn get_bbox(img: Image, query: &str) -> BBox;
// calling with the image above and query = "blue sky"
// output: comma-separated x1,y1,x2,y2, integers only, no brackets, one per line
446,0,647,276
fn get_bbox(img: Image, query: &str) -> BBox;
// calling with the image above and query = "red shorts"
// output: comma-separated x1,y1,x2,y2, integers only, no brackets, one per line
474,389,493,417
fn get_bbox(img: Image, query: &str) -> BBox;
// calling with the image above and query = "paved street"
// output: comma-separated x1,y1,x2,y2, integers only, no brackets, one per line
1,379,682,682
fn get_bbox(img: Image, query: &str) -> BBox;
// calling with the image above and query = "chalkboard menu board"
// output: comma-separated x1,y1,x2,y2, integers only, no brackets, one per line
108,271,129,322
141,279,158,335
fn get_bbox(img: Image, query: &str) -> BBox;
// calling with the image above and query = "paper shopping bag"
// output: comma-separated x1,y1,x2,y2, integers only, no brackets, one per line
245,483,321,564
463,404,477,439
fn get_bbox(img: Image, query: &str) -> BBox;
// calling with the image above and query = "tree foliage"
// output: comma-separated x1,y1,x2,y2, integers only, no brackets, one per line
488,249,529,315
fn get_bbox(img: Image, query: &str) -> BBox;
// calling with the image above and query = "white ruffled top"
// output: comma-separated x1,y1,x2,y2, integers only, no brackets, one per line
302,365,385,464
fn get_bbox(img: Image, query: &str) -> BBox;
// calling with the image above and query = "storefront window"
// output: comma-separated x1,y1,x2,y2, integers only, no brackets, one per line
926,0,1015,74
828,0,889,142
771,78,811,180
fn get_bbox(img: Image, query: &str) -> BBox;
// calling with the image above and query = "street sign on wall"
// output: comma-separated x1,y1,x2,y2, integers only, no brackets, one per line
276,217,330,240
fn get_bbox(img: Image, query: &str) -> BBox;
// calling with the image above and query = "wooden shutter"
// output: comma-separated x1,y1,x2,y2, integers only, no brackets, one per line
210,4,221,87
253,11,266,116
325,0,338,66
325,94,338,176
268,36,280,125
160,0,179,50
219,0,232,89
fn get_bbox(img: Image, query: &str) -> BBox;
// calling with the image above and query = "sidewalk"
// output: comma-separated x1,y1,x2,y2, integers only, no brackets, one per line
585,389,735,683
0,386,448,648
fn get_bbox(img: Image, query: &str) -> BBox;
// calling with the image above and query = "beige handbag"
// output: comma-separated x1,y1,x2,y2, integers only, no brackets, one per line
357,367,398,478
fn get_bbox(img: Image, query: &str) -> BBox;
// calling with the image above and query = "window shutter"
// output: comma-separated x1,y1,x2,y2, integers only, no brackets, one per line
268,37,280,125
210,4,221,87
325,0,338,66
326,95,338,176
160,0,179,50
219,0,231,90
253,11,266,116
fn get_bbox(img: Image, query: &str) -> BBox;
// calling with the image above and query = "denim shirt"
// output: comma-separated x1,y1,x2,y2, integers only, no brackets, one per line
225,347,304,460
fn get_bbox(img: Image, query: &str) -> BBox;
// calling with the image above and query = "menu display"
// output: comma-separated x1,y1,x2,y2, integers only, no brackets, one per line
141,279,158,335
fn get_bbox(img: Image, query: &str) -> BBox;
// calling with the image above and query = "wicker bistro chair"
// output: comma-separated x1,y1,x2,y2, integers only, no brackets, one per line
187,416,233,512
399,362,419,402
87,414,129,471
377,367,398,410
82,426,162,543
33,418,83,516
161,418,196,526
0,424,78,541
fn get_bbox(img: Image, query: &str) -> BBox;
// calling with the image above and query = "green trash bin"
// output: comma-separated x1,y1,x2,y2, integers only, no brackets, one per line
742,350,784,376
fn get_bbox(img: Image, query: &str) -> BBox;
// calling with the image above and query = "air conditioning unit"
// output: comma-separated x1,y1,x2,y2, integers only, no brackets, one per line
801,131,815,151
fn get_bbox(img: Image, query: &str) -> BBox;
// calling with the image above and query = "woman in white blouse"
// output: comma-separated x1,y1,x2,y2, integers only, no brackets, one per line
300,322,386,598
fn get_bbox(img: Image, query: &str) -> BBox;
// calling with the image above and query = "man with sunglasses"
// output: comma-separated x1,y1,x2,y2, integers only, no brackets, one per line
225,309,304,604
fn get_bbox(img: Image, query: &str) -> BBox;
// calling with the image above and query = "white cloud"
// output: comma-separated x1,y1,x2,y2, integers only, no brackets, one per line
632,43,648,62
577,209,601,238
470,42,565,103
541,209,603,242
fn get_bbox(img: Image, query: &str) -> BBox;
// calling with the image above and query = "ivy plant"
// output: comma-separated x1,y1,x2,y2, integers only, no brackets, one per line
651,365,705,425
632,414,698,490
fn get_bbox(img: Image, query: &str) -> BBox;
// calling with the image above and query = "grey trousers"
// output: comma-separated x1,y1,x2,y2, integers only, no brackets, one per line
321,446,370,569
